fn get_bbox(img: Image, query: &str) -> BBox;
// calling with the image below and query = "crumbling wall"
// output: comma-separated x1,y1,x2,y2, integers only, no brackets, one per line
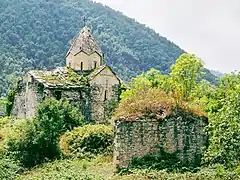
114,111,208,168
12,82,92,122
11,74,44,119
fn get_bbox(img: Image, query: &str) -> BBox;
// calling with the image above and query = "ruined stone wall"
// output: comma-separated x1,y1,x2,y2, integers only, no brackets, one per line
114,112,208,168
11,73,91,121
11,74,44,119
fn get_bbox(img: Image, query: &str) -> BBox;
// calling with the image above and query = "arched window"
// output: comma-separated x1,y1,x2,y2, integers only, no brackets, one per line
80,62,83,71
94,61,97,69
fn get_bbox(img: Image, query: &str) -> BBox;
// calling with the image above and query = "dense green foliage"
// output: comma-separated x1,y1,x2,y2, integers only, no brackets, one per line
0,98,6,116
5,90,16,116
170,54,204,102
0,0,218,96
16,157,106,180
60,124,113,158
205,74,240,168
116,53,208,118
3,98,83,167
0,116,11,130
0,155,21,180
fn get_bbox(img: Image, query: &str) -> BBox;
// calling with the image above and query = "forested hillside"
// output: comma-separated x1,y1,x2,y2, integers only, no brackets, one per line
0,0,216,96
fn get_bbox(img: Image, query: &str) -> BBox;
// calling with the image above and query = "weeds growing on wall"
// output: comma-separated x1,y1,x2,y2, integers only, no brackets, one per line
115,87,206,120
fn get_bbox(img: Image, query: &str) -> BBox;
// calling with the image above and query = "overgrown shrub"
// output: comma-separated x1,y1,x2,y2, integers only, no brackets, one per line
60,124,113,158
202,74,240,169
0,118,30,148
0,119,24,179
116,55,207,119
0,116,11,130
0,154,21,180
115,87,205,119
115,88,174,118
0,98,6,117
5,90,16,116
4,98,83,167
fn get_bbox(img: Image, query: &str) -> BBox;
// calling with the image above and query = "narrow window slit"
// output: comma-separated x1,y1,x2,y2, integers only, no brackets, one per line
81,62,83,71
104,90,107,101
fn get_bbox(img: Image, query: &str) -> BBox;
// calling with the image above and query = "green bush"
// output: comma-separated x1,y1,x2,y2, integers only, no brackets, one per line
0,119,23,179
0,116,11,130
0,155,21,180
4,98,83,167
205,74,240,168
6,90,16,116
60,124,113,158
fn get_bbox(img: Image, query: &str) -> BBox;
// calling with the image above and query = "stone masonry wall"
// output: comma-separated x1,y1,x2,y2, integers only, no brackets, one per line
114,111,208,168
12,74,44,119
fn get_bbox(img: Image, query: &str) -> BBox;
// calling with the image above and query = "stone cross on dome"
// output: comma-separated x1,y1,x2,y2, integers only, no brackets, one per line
83,16,87,27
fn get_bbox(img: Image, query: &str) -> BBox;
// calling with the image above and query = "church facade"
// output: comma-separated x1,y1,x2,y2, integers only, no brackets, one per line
11,27,122,123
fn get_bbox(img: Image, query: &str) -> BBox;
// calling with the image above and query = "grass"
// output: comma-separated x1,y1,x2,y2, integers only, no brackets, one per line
16,155,240,180
16,155,115,180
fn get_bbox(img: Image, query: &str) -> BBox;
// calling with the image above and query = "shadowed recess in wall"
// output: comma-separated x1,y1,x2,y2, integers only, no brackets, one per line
129,145,201,172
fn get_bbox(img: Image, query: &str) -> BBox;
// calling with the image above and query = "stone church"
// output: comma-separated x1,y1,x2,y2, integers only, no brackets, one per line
11,27,122,122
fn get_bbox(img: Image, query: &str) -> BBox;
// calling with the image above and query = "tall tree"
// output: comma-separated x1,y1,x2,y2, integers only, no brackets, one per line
170,53,204,102
205,73,240,168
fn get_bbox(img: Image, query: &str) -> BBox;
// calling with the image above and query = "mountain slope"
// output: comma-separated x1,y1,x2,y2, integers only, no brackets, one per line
0,0,215,96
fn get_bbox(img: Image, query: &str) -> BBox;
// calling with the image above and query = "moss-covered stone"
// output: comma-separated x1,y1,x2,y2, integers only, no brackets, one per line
35,68,89,87
114,108,208,168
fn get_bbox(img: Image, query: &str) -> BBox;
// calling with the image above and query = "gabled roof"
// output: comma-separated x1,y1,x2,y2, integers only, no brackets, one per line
66,27,102,56
88,64,123,84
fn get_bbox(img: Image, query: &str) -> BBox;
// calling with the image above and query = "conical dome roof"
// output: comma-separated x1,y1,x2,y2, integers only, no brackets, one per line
67,27,102,56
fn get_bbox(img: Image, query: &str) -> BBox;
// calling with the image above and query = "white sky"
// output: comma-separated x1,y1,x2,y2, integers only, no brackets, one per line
94,0,240,73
